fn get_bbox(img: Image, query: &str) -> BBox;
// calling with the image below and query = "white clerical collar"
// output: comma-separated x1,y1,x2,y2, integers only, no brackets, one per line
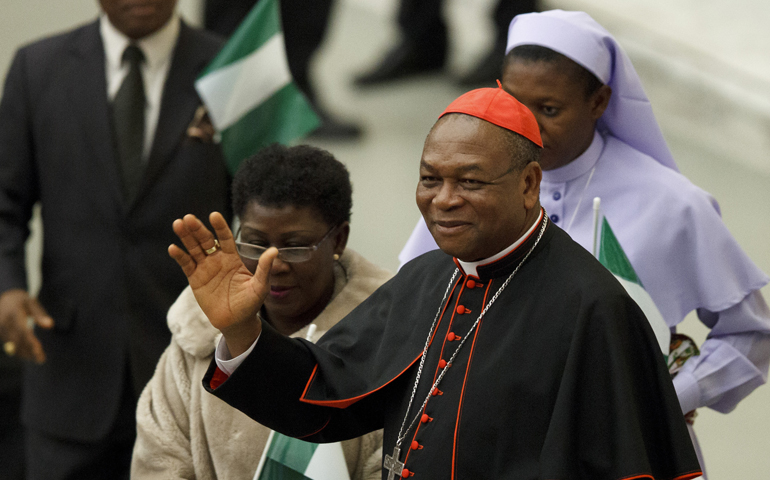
100,12,180,73
456,208,544,278
542,130,604,184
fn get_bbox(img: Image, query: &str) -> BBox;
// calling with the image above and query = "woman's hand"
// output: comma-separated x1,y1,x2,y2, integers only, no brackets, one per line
169,212,277,356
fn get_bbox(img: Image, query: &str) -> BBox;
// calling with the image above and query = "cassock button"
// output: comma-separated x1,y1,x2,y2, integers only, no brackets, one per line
421,414,432,423
447,332,455,341
553,191,561,201
401,468,413,477
411,440,422,450
466,279,476,288
550,214,559,223
431,388,443,396
438,359,447,369
456,305,466,314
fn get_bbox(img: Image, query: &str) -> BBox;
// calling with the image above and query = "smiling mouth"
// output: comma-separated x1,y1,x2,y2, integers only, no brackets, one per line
433,221,470,234
269,286,294,299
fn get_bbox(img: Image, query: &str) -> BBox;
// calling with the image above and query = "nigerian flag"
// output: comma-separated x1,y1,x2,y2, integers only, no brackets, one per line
598,217,671,356
195,0,320,174
253,431,350,480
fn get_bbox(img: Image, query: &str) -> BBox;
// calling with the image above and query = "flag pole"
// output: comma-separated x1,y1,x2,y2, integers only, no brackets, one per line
592,197,601,258
253,430,275,479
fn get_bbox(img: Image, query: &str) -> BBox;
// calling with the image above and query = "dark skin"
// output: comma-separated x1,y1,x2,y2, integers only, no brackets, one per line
502,56,612,171
237,202,349,336
417,115,542,261
0,0,179,363
169,116,542,356
99,0,178,40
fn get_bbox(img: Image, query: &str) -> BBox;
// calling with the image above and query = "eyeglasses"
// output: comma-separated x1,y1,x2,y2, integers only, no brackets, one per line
235,225,338,263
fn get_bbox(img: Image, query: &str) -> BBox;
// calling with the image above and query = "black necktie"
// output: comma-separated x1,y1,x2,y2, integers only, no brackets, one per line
112,44,146,202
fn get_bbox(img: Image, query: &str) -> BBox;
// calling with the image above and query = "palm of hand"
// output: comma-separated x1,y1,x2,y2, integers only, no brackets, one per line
169,213,275,338
187,247,266,332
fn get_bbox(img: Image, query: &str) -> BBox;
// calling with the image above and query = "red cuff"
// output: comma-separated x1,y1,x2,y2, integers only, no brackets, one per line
210,367,229,390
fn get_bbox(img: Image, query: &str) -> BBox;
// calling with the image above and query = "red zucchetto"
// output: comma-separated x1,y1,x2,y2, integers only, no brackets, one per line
439,82,543,147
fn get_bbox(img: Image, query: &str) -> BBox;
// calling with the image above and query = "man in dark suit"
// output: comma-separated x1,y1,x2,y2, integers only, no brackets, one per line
0,1,231,478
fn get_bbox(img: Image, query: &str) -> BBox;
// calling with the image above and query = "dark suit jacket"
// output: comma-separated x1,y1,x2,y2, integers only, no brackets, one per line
0,19,231,442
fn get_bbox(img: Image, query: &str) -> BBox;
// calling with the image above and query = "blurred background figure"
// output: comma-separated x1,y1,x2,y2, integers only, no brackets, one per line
205,0,364,140
354,0,538,87
0,1,231,478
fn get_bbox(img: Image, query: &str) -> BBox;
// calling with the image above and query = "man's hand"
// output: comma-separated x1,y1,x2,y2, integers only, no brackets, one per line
0,289,53,363
169,212,277,356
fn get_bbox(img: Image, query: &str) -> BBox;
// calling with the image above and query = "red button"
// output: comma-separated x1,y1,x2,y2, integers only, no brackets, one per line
402,468,412,477
431,388,443,396
466,279,476,288
446,332,455,341
456,305,466,314
438,359,447,369
411,440,422,450
421,414,432,423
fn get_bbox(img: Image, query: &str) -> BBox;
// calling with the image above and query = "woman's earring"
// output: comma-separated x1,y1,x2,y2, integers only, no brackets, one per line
333,254,340,261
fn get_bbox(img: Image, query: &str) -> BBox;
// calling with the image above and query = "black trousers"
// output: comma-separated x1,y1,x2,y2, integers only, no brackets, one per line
205,0,334,105
24,371,136,480
397,0,538,50
0,354,25,480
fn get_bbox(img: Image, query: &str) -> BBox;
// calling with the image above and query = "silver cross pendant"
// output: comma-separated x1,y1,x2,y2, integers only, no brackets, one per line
383,445,405,480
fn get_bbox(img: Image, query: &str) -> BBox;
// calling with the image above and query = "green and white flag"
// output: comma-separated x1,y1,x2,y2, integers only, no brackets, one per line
594,205,670,356
253,430,351,480
195,0,320,174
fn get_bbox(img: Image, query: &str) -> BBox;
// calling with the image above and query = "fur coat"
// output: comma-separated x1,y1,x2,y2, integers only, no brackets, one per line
131,249,391,479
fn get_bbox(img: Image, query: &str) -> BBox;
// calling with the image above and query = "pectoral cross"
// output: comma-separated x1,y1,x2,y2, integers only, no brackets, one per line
383,445,405,480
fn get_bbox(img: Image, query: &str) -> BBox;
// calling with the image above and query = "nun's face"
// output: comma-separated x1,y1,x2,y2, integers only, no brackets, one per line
502,58,610,171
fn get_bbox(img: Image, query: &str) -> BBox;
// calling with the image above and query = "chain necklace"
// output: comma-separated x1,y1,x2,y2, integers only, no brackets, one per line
384,214,548,479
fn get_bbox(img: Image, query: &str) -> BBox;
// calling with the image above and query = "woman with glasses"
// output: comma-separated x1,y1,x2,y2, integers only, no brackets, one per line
131,144,391,479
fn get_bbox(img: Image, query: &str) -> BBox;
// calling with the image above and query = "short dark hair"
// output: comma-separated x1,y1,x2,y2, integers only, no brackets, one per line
504,45,604,98
434,114,541,171
231,144,352,226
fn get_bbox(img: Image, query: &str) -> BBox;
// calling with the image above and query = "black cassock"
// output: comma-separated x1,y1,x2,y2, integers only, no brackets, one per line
204,217,702,480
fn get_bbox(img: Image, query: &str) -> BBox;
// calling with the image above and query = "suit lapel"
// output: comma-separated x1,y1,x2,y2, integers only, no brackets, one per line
68,21,126,210
131,22,206,210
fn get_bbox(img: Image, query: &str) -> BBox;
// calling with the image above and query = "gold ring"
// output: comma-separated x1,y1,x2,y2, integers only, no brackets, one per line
204,239,220,255
3,341,16,357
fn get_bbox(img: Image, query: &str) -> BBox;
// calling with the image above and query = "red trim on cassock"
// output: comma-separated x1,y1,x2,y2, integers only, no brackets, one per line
209,367,229,390
298,277,463,409
451,280,492,479
474,208,545,271
453,209,545,278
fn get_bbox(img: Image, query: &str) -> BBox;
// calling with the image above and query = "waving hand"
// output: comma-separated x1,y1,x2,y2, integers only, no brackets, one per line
168,212,277,356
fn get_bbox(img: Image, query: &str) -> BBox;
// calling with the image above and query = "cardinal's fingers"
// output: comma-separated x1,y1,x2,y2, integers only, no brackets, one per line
168,244,197,278
252,247,278,299
173,216,208,263
209,212,237,254
183,214,220,258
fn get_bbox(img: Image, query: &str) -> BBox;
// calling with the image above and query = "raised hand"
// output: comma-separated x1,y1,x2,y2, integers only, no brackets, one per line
169,212,277,356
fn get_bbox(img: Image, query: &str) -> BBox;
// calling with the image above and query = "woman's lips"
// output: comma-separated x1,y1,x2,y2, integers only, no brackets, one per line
269,286,294,299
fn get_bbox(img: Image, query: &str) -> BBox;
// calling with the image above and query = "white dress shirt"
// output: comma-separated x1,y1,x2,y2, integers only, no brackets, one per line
100,13,180,160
